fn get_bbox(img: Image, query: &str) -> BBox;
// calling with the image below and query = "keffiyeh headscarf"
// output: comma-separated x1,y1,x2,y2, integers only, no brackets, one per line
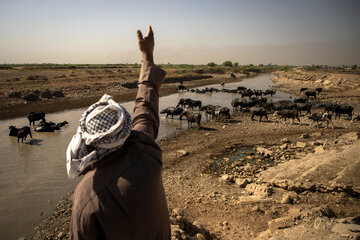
66,94,132,179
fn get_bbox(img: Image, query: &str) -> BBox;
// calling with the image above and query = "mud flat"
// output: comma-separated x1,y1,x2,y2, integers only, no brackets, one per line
6,68,354,239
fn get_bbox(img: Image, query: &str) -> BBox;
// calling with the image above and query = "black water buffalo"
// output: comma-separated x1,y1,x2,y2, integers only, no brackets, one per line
274,109,301,124
160,107,183,119
300,87,308,93
240,89,255,98
272,100,295,111
250,107,268,122
308,113,334,129
319,102,337,114
216,107,231,120
263,89,276,96
316,87,323,94
294,98,309,103
8,126,33,142
201,105,217,119
55,121,69,128
187,100,202,109
295,103,312,116
237,86,247,91
35,120,58,132
254,90,263,97
178,85,187,92
335,105,353,120
181,111,202,128
304,90,317,99
27,112,45,125
176,98,191,108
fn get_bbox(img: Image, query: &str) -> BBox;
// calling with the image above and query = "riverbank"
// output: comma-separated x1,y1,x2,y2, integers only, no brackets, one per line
0,65,262,120
31,69,360,239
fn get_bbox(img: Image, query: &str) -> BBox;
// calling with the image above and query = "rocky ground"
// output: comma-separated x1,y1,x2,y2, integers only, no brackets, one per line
24,68,360,239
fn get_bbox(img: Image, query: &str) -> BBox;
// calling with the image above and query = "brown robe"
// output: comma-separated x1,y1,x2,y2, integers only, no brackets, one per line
69,61,170,240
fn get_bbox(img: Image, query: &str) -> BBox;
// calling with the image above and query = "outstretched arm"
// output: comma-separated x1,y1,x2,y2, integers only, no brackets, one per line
132,26,166,140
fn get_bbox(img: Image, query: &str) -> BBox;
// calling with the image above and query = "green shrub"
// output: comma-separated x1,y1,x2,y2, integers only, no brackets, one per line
222,61,233,67
207,62,216,67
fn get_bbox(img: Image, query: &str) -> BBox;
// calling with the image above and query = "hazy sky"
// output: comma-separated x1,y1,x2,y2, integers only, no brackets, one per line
1,0,359,65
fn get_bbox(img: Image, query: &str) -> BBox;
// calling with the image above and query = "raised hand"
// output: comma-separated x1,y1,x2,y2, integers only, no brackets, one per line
137,25,154,63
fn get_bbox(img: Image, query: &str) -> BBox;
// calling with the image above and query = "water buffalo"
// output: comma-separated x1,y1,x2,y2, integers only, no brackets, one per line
176,98,191,108
308,113,334,129
27,112,45,125
319,102,337,114
335,105,353,120
263,89,276,96
316,87,323,94
216,107,231,120
274,109,301,124
160,107,183,119
300,87,308,93
250,107,268,122
294,98,309,103
8,126,33,142
295,103,312,116
304,90,317,99
178,85,187,92
241,89,255,98
55,121,69,128
35,120,58,132
201,105,217,119
181,111,202,128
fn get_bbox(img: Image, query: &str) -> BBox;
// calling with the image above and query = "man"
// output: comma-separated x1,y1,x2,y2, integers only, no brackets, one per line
67,26,170,239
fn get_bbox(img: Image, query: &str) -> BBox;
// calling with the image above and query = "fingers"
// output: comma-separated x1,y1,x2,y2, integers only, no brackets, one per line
146,25,153,38
137,30,143,41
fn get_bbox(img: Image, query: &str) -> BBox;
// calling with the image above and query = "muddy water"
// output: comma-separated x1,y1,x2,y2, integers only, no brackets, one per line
0,73,293,239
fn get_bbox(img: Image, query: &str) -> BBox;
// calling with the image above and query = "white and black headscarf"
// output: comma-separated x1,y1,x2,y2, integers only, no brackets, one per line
66,94,132,179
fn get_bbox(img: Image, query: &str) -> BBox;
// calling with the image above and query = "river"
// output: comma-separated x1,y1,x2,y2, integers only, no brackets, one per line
0,73,293,239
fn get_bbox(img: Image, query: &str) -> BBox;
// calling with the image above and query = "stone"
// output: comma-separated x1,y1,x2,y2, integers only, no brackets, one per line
314,145,325,154
301,133,310,139
17,238,26,240
235,178,249,188
220,174,231,182
280,143,288,150
252,206,260,212
257,147,273,157
177,150,189,157
281,138,291,143
244,164,253,172
281,194,291,204
172,208,184,217
311,132,322,138
196,233,206,240
246,183,272,197
296,141,306,148
268,216,295,233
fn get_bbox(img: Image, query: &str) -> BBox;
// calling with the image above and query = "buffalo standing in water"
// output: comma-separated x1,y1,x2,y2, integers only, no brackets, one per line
160,107,183,119
180,111,201,129
8,126,33,143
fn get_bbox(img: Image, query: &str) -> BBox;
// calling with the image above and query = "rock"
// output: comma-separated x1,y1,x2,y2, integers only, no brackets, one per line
268,216,295,233
280,143,288,150
314,145,325,154
220,174,232,182
252,206,260,212
244,164,253,172
339,132,360,143
309,205,336,218
257,147,273,157
246,183,272,197
301,133,310,139
296,141,306,148
235,178,249,188
17,237,26,240
281,194,291,204
311,132,322,138
172,208,184,217
177,150,189,157
196,233,206,240
281,138,291,143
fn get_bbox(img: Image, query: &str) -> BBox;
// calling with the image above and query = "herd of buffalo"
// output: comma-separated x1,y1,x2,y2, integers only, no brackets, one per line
8,112,68,143
8,82,360,142
162,84,359,129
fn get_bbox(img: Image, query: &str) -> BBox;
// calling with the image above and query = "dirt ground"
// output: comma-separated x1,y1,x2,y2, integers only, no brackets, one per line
16,68,360,239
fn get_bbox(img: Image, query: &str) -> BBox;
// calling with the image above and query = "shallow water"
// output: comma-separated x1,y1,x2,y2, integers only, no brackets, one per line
0,73,294,239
